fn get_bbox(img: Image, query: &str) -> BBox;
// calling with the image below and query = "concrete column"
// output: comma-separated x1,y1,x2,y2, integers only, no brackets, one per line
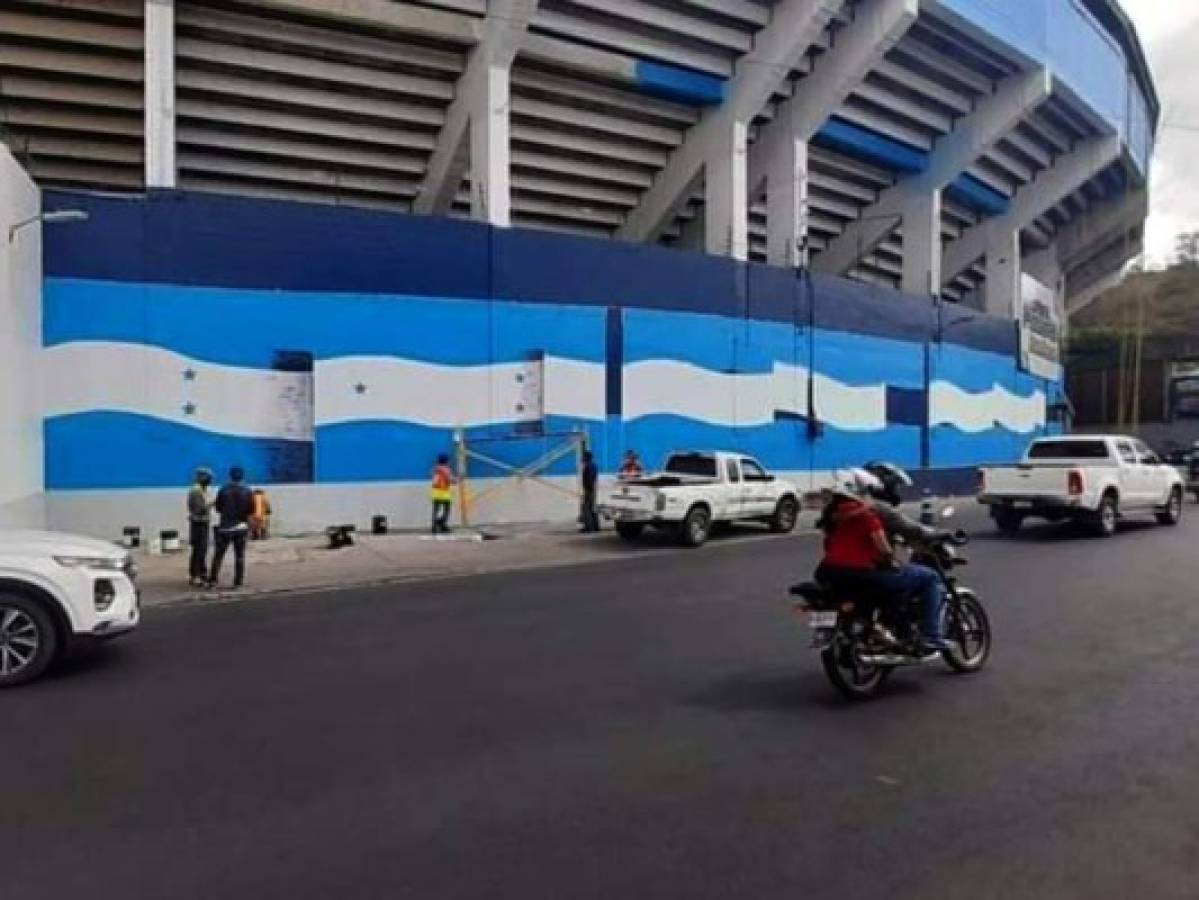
469,63,511,227
766,133,808,268
705,118,749,260
901,188,941,296
144,0,176,188
984,228,1021,317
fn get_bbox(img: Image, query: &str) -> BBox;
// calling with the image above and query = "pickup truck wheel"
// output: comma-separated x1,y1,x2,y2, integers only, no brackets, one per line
0,593,58,688
769,497,799,533
993,509,1023,535
1156,489,1184,526
680,506,711,548
615,522,645,542
1094,494,1119,537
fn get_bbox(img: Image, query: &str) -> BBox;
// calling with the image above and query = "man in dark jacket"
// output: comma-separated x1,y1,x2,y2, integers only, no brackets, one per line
579,451,600,533
207,466,254,589
187,467,214,587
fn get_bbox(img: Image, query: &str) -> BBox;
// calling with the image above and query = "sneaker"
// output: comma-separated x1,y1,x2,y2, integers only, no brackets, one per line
918,637,955,655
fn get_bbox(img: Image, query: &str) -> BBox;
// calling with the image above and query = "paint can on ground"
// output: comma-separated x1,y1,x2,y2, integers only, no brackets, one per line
372,515,388,535
121,526,141,549
160,529,181,553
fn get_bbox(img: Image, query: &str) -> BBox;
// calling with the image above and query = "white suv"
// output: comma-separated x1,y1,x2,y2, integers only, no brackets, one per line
0,530,140,687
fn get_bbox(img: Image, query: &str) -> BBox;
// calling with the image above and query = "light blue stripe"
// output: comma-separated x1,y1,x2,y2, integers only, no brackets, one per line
45,412,312,490
44,278,607,367
931,343,1043,398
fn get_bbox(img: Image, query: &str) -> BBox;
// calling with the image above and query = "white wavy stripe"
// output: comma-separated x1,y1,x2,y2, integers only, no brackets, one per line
930,381,1045,433
43,342,314,440
622,360,887,431
315,356,606,427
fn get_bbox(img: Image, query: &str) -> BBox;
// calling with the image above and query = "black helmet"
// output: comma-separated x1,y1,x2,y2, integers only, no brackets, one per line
862,461,912,506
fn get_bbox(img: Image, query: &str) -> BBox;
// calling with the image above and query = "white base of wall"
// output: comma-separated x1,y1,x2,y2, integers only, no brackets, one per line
45,469,843,542
0,491,45,529
46,477,586,542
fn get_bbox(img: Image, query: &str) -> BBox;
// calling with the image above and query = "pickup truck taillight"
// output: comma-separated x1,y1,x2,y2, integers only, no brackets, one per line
1067,470,1084,496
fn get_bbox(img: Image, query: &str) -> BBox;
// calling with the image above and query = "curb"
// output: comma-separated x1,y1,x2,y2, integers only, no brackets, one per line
141,527,822,611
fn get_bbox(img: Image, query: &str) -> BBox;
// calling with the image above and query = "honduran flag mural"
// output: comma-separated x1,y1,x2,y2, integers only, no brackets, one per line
40,190,1052,494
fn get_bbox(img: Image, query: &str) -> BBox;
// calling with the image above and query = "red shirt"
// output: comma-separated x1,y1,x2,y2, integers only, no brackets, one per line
822,501,884,569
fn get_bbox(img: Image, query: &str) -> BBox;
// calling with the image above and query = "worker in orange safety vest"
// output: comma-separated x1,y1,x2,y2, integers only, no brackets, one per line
430,454,455,535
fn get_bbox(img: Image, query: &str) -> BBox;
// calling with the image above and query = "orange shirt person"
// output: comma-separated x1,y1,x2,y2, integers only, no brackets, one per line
249,488,272,540
430,454,455,535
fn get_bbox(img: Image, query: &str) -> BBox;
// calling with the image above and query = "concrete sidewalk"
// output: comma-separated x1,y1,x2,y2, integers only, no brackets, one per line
134,523,801,607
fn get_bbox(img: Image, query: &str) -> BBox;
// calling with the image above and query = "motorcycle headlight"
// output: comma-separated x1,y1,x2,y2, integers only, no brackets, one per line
54,555,127,572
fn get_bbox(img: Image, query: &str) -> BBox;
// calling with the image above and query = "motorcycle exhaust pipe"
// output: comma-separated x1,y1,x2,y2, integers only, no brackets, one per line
858,653,926,667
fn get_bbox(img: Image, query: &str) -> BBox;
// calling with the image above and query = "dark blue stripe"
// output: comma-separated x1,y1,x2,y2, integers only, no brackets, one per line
886,386,927,427
43,188,493,298
43,189,1020,356
634,60,725,105
606,307,623,416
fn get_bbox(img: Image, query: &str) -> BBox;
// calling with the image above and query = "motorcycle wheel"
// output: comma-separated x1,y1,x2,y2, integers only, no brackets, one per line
942,589,991,673
821,638,889,700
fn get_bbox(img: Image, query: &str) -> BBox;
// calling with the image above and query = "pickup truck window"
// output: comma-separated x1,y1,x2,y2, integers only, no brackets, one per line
664,454,717,479
1027,440,1110,460
1117,442,1137,464
726,459,741,482
740,459,768,481
1134,441,1160,464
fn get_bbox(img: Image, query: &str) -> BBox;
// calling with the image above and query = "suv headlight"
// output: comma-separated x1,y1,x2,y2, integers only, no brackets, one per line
54,555,126,572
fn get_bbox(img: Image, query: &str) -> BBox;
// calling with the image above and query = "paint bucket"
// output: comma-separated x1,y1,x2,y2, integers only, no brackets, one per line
372,515,388,535
121,526,141,549
160,529,181,553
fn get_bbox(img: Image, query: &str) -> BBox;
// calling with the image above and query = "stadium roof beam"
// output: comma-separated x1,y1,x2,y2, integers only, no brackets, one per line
1024,187,1148,285
751,0,918,266
813,66,1050,292
145,0,174,188
413,0,539,225
941,133,1121,316
615,0,850,258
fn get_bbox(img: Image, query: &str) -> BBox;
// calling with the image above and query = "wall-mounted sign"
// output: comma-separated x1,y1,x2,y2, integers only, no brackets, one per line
1019,275,1062,380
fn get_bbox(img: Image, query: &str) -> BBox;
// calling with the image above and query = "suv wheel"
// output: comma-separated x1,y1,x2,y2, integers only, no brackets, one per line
680,506,712,548
0,593,59,688
1156,488,1184,526
770,497,799,533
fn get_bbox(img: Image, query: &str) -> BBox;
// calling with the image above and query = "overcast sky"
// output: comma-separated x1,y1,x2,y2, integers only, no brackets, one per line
1122,1,1199,266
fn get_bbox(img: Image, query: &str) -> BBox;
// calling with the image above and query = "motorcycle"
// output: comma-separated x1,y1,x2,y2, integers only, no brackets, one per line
791,508,992,700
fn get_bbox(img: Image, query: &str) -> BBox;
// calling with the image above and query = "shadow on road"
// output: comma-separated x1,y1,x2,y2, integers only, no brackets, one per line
685,665,926,715
971,518,1163,545
584,523,788,555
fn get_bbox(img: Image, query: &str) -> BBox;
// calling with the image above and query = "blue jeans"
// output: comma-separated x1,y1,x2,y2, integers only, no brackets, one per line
870,563,944,641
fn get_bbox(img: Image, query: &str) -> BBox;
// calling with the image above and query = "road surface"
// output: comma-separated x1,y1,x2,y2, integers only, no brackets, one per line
6,508,1199,899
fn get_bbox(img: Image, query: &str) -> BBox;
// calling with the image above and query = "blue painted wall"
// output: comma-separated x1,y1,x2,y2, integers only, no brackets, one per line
42,190,1055,492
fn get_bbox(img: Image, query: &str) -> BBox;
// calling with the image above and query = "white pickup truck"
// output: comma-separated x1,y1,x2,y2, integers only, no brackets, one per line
597,451,801,547
978,435,1185,537
0,530,140,687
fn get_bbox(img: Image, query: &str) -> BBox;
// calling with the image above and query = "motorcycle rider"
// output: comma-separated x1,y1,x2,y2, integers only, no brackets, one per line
816,469,953,654
861,461,937,545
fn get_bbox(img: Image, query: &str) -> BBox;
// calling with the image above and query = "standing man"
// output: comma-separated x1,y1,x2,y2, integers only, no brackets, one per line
580,450,600,533
430,453,455,535
207,466,253,590
187,467,214,588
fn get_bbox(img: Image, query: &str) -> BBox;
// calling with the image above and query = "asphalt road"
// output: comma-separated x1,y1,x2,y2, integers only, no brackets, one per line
6,507,1199,899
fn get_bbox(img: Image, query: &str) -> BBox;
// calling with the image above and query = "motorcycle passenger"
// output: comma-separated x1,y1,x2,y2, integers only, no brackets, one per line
816,469,952,654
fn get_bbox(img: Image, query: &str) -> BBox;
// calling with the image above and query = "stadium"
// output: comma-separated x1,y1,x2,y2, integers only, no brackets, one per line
0,0,1158,535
